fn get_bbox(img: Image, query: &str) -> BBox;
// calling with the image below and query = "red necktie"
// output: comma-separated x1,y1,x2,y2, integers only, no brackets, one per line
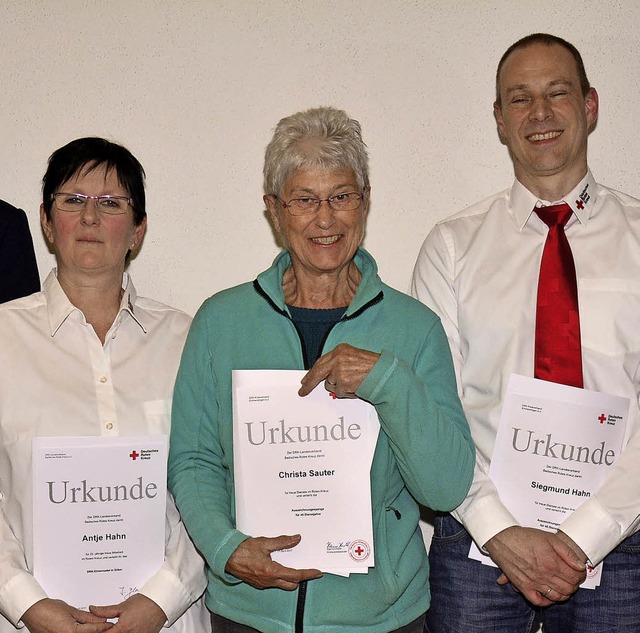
534,203,583,388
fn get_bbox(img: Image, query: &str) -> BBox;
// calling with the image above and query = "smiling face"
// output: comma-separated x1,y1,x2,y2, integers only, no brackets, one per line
494,42,598,199
265,166,368,282
41,163,146,283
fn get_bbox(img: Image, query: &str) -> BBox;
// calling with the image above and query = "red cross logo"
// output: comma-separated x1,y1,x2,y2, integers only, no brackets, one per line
598,414,606,424
329,392,337,399
576,199,584,210
130,450,140,460
348,539,370,561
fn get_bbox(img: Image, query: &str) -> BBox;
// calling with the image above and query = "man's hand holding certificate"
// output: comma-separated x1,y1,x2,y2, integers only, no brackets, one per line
470,374,629,589
232,370,380,577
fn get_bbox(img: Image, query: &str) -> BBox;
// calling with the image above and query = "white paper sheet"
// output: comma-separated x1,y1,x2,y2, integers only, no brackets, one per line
469,375,629,589
32,436,167,608
233,370,380,576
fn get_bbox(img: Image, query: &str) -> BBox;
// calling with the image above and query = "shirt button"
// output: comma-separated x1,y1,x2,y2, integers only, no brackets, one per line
99,376,108,383
106,422,114,430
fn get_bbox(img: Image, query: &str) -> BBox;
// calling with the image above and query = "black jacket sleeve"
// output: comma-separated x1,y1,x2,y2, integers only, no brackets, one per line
0,199,40,303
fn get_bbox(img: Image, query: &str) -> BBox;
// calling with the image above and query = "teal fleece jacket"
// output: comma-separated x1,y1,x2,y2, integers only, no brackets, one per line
168,248,474,633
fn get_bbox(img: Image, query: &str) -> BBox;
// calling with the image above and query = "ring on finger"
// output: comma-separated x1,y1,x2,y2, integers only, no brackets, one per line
327,380,337,386
545,587,552,596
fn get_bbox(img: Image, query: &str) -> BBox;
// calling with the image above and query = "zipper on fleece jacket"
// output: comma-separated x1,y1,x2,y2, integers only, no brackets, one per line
251,279,384,633
252,278,383,368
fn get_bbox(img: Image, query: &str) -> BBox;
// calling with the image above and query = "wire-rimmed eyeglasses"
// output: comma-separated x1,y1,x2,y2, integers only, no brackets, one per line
51,192,132,215
275,191,366,216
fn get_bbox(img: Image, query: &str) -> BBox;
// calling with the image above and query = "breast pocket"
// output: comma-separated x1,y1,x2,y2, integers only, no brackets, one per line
143,399,172,436
579,278,640,356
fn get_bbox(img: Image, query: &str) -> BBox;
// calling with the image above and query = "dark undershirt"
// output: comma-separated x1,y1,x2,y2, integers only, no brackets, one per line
287,305,346,367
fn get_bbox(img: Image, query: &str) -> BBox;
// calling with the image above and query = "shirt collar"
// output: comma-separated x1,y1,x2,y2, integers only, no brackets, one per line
44,270,146,337
509,169,597,229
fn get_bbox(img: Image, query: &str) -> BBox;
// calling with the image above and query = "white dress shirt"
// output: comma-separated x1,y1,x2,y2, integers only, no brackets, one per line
411,171,640,565
0,271,209,633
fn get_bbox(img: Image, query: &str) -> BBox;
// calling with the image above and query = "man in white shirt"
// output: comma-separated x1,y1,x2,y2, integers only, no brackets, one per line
411,33,640,633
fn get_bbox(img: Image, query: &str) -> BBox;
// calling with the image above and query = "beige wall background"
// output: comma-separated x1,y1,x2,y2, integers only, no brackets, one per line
3,0,639,316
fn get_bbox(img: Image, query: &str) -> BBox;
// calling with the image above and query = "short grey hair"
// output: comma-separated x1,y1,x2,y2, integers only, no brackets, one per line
263,106,369,197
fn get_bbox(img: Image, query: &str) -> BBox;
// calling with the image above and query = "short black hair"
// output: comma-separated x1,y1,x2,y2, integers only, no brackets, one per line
495,33,590,107
42,137,146,225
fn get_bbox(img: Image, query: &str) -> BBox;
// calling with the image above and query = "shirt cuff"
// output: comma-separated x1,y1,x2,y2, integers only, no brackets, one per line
559,496,621,566
457,496,519,550
139,569,196,627
0,573,48,627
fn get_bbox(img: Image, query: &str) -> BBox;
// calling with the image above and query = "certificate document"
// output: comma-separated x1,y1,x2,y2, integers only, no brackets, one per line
470,374,629,589
32,436,167,608
233,370,380,576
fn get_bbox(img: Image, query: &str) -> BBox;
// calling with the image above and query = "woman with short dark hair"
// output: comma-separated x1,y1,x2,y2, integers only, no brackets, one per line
0,138,209,633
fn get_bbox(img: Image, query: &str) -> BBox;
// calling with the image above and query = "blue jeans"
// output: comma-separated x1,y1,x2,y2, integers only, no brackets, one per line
424,514,640,633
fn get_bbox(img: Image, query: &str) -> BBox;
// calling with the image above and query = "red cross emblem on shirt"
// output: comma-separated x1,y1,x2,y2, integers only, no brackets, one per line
130,450,140,460
598,414,606,424
576,199,584,210
329,392,337,399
